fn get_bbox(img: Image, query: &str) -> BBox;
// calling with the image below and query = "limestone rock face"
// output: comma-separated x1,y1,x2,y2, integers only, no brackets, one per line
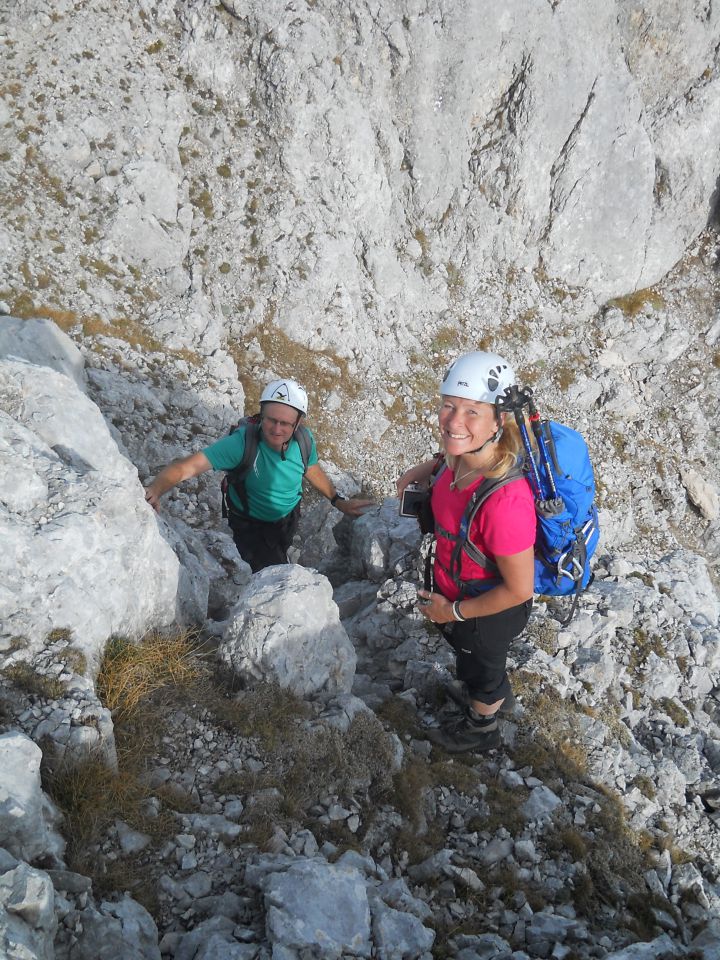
0,853,57,960
348,501,422,583
200,0,720,354
0,316,86,389
3,0,720,371
67,896,162,960
0,357,181,671
219,565,357,695
0,732,65,866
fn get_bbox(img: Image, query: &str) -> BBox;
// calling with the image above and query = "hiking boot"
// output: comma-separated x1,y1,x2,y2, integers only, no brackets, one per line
443,682,516,716
427,713,501,754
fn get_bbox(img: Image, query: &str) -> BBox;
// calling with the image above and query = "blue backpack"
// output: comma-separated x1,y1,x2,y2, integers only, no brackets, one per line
431,399,599,625
528,419,599,614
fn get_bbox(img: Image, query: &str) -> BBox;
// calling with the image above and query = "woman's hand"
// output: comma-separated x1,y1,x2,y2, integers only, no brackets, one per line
422,548,534,623
417,589,455,624
397,460,437,498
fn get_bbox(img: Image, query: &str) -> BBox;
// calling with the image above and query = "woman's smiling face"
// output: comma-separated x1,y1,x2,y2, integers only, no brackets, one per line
438,394,498,456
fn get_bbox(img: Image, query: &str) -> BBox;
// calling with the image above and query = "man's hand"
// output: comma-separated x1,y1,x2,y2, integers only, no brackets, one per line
336,497,374,517
145,485,162,512
143,452,212,514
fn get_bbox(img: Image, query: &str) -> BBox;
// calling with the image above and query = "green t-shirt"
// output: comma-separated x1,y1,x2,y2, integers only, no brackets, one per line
203,426,318,521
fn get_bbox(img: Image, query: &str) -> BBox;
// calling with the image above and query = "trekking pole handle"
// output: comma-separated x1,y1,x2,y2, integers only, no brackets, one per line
496,384,535,415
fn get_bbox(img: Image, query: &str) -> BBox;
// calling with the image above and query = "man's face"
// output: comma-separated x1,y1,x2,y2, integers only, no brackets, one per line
261,402,299,451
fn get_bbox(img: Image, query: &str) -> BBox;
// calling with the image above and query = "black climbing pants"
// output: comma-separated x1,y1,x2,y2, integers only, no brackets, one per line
227,505,300,573
440,599,532,705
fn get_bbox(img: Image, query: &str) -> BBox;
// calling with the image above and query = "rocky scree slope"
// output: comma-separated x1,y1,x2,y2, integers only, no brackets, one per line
1,321,720,959
2,0,720,956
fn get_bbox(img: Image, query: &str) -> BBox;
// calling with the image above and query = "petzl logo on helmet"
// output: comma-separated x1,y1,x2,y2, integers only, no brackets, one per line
270,383,290,402
457,380,469,387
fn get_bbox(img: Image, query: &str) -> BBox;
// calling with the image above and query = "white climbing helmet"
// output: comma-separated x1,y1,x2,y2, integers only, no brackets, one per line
260,378,309,416
440,351,516,405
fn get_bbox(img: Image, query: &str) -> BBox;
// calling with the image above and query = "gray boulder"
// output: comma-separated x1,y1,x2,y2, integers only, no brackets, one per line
370,897,435,960
69,896,161,960
219,565,356,695
246,854,435,960
348,501,422,583
262,858,372,958
0,732,65,866
0,316,86,389
655,550,719,626
0,357,181,671
0,852,56,960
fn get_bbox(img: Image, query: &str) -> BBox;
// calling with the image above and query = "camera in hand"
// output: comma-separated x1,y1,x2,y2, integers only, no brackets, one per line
400,484,428,518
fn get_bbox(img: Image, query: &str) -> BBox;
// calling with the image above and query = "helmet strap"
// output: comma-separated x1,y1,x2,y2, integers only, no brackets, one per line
468,425,503,456
469,407,505,455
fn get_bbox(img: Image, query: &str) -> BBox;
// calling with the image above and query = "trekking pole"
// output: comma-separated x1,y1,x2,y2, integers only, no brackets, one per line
496,387,546,499
525,394,559,501
523,393,569,519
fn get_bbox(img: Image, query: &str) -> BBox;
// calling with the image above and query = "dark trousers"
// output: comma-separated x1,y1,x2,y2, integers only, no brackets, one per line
227,505,300,573
441,600,532,705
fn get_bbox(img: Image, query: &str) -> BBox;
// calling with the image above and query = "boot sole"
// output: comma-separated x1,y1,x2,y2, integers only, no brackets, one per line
427,727,501,754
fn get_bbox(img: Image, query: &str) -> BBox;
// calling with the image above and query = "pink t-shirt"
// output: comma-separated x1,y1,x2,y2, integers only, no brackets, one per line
432,467,536,601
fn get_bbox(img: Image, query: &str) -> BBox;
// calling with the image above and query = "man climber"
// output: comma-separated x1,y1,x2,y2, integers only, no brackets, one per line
145,378,371,572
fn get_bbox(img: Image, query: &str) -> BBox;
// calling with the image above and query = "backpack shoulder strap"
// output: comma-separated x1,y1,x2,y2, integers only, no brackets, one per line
460,467,527,571
239,421,260,473
294,425,312,473
225,418,262,514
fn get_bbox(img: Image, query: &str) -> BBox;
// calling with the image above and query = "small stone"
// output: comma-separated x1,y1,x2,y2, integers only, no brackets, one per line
182,872,212,898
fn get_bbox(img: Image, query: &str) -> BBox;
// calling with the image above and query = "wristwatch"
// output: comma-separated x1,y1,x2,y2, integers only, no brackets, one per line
330,493,345,506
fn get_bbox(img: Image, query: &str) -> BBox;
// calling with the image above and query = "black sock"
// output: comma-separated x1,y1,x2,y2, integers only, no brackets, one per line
467,707,497,728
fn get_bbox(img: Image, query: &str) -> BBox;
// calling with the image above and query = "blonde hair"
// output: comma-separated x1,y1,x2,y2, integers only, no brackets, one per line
445,412,533,479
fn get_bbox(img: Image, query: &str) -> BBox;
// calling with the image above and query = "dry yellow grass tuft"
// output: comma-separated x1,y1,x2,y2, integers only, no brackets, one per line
97,629,208,721
1,662,65,700
43,628,209,908
606,286,665,317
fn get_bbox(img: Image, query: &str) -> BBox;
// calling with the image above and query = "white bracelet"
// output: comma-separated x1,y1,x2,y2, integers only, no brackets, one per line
452,600,466,622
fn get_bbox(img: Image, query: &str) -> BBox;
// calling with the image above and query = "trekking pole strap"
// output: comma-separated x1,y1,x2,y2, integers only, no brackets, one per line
557,582,583,627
